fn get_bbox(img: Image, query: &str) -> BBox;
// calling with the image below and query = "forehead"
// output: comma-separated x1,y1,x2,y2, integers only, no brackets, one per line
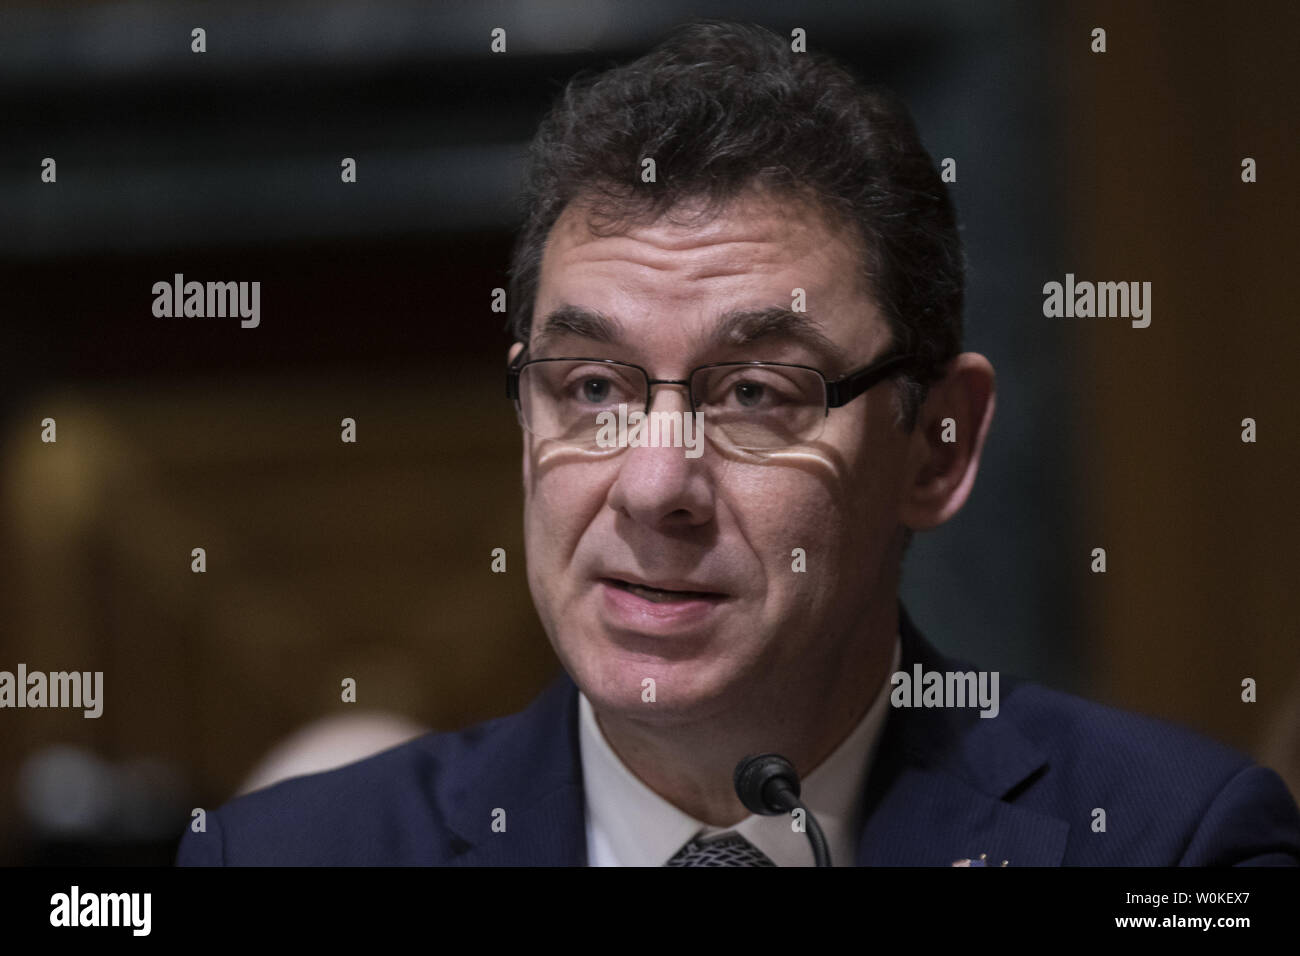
532,191,884,364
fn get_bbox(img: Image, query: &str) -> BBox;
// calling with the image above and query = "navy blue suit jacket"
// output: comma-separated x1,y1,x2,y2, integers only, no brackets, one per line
176,603,1300,865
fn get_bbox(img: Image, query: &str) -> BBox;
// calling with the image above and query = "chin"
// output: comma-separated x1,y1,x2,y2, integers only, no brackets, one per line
567,640,737,718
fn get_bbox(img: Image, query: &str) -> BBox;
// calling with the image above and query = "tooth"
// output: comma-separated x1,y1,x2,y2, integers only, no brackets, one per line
630,583,675,602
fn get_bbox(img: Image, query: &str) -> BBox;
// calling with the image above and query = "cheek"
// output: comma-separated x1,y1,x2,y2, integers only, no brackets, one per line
526,463,608,559
725,466,842,579
524,471,595,627
727,448,890,585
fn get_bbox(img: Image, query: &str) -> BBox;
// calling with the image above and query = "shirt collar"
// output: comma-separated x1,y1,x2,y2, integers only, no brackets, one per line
578,634,902,866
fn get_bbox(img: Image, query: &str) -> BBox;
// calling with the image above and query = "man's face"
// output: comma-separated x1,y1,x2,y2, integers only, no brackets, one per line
518,190,912,725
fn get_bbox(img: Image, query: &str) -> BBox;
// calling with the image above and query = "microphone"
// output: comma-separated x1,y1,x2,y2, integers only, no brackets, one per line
733,753,832,867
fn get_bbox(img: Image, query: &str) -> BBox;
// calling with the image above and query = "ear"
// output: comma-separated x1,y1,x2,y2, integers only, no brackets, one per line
508,341,525,364
897,353,996,531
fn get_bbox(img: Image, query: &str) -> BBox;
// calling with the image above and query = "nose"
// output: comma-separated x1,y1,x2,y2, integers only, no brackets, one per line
605,383,715,530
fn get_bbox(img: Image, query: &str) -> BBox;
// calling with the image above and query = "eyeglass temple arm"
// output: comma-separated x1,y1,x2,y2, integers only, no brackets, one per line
505,346,530,400
824,353,916,408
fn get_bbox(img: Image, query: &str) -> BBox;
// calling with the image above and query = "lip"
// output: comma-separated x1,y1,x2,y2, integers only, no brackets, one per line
597,576,730,634
600,573,728,597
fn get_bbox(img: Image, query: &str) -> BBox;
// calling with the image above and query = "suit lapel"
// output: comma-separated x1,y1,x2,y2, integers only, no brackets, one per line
856,602,1070,866
444,671,588,866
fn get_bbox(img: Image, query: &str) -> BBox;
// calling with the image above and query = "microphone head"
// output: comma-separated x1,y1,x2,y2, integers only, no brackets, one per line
733,753,801,815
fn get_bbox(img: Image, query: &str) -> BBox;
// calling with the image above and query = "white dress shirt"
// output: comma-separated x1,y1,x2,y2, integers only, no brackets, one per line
579,634,902,866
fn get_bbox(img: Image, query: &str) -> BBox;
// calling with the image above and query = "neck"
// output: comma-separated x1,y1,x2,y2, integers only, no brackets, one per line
593,601,899,827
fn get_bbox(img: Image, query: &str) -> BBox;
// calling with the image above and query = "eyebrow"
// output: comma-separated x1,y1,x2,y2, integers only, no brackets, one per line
532,304,851,370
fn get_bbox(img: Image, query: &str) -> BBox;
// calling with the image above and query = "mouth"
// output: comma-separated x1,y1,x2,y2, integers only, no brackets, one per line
601,577,727,604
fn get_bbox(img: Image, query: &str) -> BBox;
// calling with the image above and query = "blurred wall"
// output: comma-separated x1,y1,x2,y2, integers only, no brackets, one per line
1064,0,1300,756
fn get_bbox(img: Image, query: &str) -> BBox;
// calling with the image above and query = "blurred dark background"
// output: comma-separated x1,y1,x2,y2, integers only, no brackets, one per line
1,0,1296,865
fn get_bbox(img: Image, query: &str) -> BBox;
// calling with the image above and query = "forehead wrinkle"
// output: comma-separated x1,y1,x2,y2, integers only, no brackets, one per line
561,239,778,278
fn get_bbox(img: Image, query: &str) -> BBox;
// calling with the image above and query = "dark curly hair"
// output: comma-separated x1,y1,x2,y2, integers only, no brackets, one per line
507,18,965,435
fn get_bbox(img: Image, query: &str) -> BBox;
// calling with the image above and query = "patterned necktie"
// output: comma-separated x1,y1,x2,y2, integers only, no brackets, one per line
665,831,778,866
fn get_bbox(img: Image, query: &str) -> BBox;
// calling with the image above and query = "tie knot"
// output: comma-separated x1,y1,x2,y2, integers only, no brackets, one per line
665,831,777,866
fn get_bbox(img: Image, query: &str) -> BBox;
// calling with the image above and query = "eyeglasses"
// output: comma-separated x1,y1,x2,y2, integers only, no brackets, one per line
505,346,917,450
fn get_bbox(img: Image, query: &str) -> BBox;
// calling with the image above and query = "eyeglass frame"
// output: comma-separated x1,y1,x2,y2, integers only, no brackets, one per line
505,344,921,442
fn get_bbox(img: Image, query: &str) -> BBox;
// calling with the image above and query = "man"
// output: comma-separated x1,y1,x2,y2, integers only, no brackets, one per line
177,20,1300,866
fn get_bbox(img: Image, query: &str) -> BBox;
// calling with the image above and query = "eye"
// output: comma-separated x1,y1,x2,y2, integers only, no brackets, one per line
578,377,611,404
560,365,638,406
733,381,767,407
707,370,801,409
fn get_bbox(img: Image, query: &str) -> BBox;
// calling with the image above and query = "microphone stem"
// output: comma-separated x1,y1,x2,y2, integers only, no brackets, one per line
799,801,832,867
